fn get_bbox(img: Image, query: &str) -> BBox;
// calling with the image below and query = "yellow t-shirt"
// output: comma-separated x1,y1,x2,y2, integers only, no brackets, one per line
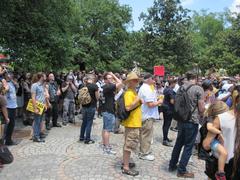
121,89,142,128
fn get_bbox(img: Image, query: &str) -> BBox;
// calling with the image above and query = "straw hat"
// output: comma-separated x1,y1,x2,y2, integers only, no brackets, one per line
207,101,229,117
124,72,142,84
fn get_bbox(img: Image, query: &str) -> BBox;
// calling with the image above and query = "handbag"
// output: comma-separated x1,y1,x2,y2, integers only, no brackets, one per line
205,155,218,179
0,145,14,164
205,155,234,180
0,123,13,164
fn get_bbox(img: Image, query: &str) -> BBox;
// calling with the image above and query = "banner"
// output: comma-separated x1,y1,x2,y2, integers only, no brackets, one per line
26,99,45,115
154,66,165,76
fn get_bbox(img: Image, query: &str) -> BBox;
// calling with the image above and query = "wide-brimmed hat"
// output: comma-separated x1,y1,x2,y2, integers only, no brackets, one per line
207,101,229,117
124,72,142,84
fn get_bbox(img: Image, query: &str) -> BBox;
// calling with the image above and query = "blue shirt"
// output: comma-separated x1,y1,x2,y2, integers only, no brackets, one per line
6,81,17,109
31,82,46,104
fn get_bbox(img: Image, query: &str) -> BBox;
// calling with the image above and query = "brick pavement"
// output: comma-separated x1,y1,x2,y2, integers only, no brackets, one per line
0,115,206,180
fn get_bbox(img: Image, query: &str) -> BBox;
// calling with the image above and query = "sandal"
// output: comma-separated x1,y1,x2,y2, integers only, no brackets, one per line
121,162,136,169
122,168,139,176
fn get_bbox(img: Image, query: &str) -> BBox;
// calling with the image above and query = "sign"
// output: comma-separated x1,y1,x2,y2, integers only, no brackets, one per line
26,99,45,115
0,54,7,59
154,66,165,76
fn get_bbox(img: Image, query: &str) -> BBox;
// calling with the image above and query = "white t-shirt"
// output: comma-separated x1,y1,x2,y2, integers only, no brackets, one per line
218,111,236,163
138,83,159,121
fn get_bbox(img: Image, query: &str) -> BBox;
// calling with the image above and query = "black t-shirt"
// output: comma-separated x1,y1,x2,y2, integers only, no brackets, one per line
102,83,116,114
82,83,98,108
163,87,175,112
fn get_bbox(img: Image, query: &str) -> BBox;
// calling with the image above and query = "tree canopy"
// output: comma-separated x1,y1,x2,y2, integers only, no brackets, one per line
0,0,240,75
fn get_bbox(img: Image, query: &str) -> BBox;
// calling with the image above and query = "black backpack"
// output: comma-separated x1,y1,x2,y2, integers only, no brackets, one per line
116,92,140,122
173,84,197,122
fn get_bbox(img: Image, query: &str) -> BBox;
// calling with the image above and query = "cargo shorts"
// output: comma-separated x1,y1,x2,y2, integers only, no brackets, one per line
123,127,140,152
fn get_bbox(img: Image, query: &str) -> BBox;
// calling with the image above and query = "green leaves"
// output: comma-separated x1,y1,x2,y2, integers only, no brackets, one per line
134,0,192,73
0,0,75,72
71,0,132,72
191,10,240,75
0,0,239,74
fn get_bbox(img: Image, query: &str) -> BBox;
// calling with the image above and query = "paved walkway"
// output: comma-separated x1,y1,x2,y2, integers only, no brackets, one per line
0,115,205,180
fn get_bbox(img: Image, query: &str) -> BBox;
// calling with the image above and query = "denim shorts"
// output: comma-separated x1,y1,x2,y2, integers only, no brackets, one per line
102,112,115,132
210,139,220,152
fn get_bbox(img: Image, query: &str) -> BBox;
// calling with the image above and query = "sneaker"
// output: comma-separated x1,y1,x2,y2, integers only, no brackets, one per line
84,140,95,144
139,154,155,161
62,122,67,126
177,172,194,178
122,168,139,176
162,140,173,147
33,137,45,143
103,147,116,155
215,172,226,180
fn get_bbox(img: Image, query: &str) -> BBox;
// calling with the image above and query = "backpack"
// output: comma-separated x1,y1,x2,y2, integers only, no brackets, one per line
78,86,91,105
173,84,197,122
116,93,129,121
116,92,140,122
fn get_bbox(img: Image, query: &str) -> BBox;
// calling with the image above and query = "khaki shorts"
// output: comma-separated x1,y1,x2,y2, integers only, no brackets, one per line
124,127,140,152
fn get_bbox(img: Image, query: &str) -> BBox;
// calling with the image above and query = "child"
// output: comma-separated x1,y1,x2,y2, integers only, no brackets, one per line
203,101,229,180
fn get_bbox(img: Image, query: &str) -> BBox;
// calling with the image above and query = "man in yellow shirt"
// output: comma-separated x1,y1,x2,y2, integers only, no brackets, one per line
121,72,142,176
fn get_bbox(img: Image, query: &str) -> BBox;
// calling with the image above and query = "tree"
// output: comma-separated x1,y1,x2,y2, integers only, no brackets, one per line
0,0,75,72
190,10,226,72
207,11,240,75
72,0,132,72
138,0,192,73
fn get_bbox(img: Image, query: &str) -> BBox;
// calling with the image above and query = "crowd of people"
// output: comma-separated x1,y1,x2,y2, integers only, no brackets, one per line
0,64,239,179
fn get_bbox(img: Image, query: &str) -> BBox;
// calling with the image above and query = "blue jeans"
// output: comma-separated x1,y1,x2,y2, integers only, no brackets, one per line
169,122,199,174
33,114,43,139
80,107,96,141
